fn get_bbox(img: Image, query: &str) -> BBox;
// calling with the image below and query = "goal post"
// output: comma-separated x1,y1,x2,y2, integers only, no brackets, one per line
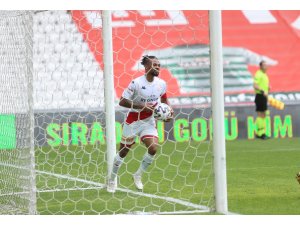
102,10,117,185
209,10,228,214
0,10,228,215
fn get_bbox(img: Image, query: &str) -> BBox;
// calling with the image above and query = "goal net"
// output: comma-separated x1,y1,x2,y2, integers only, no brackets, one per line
0,11,36,214
0,10,219,215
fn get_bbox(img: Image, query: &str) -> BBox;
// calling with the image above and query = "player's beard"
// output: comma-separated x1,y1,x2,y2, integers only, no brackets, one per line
152,69,159,76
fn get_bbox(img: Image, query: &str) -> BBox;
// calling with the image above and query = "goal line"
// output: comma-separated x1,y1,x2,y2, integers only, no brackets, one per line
0,162,211,214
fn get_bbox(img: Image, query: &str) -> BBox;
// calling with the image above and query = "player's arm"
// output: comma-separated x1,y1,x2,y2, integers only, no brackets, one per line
119,97,155,113
254,84,268,98
253,74,262,93
253,82,261,92
160,83,170,106
120,80,155,112
160,95,169,105
253,74,267,97
253,83,267,97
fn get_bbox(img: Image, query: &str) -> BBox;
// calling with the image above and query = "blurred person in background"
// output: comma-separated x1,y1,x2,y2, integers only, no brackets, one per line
253,60,271,140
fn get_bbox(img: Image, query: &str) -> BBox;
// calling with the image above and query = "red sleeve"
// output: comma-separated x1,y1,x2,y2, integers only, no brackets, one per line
161,93,167,99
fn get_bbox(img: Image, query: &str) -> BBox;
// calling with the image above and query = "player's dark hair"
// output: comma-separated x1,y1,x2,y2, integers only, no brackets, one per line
259,60,265,67
141,55,157,66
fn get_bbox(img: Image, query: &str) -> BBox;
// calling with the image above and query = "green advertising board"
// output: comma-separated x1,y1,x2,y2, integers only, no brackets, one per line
0,115,16,150
45,111,294,147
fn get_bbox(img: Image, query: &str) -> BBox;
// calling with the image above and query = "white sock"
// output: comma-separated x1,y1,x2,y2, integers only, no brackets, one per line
110,153,124,181
135,152,155,176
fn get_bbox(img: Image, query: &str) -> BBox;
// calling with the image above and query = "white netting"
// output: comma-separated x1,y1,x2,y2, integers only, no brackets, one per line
0,10,36,214
0,10,214,215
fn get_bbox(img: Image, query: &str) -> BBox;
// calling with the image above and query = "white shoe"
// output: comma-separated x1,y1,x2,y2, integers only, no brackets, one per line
133,174,143,190
107,179,117,193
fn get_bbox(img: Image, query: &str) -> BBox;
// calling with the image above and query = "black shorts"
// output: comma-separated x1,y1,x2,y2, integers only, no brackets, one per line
255,94,268,112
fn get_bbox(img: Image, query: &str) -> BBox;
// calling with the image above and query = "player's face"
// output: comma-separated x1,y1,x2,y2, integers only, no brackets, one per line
149,59,160,76
261,62,268,72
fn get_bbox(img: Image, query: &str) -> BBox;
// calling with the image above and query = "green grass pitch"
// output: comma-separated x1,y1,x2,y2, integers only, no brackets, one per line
226,137,300,214
2,138,300,214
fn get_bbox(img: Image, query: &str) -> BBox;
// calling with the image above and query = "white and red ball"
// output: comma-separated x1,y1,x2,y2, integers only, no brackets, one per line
154,103,173,121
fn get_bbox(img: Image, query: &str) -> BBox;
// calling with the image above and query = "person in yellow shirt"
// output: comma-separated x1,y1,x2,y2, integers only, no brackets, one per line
253,60,270,140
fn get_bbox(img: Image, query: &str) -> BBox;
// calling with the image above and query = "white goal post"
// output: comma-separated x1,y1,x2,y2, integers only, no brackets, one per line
0,10,227,215
209,10,228,214
102,10,117,185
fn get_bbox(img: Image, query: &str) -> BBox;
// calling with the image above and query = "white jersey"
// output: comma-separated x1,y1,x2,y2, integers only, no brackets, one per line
122,75,167,124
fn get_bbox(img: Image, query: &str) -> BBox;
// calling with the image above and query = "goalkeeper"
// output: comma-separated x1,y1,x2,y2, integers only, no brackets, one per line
107,55,173,193
253,60,271,140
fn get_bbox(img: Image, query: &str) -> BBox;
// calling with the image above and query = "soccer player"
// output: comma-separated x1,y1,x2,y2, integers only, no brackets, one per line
107,55,173,193
253,60,270,140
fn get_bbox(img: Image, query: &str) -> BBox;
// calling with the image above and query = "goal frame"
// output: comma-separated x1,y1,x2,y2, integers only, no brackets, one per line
0,10,227,215
103,10,228,214
209,10,228,214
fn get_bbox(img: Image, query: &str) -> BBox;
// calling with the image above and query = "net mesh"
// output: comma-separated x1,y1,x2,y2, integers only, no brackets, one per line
0,10,214,215
0,11,36,214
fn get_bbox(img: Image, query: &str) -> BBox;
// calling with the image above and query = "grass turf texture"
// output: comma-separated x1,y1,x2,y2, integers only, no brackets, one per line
226,138,300,214
1,138,300,214
35,140,214,214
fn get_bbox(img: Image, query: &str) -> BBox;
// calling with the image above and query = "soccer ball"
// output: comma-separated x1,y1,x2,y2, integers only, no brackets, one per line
154,103,173,121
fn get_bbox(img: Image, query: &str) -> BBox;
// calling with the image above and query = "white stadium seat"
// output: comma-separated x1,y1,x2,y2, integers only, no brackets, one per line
33,11,105,110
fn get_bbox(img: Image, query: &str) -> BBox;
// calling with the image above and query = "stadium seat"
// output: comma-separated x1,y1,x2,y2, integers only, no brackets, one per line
32,11,106,111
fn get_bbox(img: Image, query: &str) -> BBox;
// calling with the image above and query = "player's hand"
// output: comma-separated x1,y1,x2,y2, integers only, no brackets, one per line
260,89,268,98
142,103,157,113
163,108,174,122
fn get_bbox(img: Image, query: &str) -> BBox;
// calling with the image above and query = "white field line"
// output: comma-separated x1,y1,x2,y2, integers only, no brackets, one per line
37,170,106,188
124,209,210,215
0,186,106,197
0,162,210,212
124,209,240,215
158,210,211,215
225,211,240,215
39,186,101,193
38,169,210,211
